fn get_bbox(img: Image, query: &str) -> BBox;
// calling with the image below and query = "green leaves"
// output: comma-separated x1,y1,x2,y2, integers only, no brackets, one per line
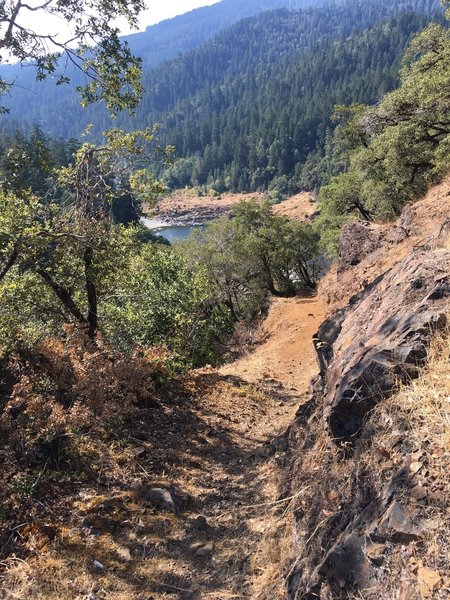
0,127,228,367
183,201,322,323
77,36,143,115
0,127,167,348
102,236,232,367
0,0,145,114
319,19,450,229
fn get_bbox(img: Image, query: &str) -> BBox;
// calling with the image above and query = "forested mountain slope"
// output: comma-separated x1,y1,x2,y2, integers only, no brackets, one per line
122,0,326,68
0,0,443,194
0,0,327,131
148,9,440,193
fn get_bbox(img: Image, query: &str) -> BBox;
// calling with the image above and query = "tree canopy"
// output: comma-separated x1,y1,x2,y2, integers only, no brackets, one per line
183,201,323,322
316,2,450,253
0,0,145,113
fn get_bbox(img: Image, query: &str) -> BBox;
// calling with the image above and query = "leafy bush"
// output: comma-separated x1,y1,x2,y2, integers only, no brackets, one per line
102,240,233,367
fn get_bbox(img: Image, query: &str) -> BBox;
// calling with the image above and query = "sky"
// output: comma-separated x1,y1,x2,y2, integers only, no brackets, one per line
1,0,220,57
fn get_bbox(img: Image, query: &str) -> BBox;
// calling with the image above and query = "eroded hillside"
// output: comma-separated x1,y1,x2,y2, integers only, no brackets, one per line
1,168,449,600
277,179,450,599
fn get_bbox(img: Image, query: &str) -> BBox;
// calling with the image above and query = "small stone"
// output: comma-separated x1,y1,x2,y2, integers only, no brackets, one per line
196,541,214,557
190,541,214,557
131,446,146,457
192,516,208,531
92,560,105,570
137,485,180,514
409,461,423,474
418,566,442,597
411,485,428,500
376,501,423,543
116,546,132,561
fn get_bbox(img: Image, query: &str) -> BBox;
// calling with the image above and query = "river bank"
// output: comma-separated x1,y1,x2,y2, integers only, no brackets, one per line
145,188,317,228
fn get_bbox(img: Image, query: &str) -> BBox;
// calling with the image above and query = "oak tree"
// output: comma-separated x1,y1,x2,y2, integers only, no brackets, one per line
0,0,145,113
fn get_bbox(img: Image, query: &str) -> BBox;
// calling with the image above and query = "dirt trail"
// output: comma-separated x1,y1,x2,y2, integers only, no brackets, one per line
130,294,328,600
221,295,326,392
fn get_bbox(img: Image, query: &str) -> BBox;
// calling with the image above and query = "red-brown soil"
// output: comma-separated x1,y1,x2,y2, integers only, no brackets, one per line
148,189,316,224
272,192,317,221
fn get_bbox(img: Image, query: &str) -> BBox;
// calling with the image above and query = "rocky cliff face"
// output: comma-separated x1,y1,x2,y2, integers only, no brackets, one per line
284,181,450,599
322,246,448,443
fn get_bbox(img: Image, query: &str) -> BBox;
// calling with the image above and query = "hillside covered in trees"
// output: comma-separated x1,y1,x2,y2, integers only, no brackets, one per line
1,0,443,197
150,6,441,194
0,0,328,131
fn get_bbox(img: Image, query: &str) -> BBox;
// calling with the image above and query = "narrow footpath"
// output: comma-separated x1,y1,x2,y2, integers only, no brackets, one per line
132,294,327,600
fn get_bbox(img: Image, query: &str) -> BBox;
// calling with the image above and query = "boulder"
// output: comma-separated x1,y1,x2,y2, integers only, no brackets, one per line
338,221,407,271
286,188,450,599
320,248,449,442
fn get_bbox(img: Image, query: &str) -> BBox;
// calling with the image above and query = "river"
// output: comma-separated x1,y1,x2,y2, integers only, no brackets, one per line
141,217,202,243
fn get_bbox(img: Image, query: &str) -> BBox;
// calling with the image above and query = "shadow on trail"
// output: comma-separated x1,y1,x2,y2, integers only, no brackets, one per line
91,370,289,598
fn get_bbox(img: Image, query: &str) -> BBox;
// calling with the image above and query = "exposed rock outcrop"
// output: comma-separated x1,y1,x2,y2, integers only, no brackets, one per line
322,175,450,310
323,247,449,442
338,221,407,271
285,183,450,599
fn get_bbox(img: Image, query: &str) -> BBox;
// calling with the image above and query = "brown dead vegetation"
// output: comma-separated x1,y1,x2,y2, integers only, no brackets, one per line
0,296,326,600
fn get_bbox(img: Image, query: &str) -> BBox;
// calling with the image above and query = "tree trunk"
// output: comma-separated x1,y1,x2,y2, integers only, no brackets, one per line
37,268,89,326
0,243,19,282
84,246,98,338
355,201,373,222
298,261,315,289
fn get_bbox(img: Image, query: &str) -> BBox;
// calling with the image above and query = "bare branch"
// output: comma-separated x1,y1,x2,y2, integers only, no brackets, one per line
0,242,20,282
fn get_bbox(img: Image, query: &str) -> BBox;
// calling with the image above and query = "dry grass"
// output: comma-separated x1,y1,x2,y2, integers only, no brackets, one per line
263,326,450,599
0,293,328,600
357,327,450,597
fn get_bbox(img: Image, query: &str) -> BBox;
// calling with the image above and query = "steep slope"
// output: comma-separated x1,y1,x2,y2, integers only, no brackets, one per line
0,181,448,600
149,8,437,193
122,0,325,68
1,0,442,150
321,175,450,310
280,177,450,599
